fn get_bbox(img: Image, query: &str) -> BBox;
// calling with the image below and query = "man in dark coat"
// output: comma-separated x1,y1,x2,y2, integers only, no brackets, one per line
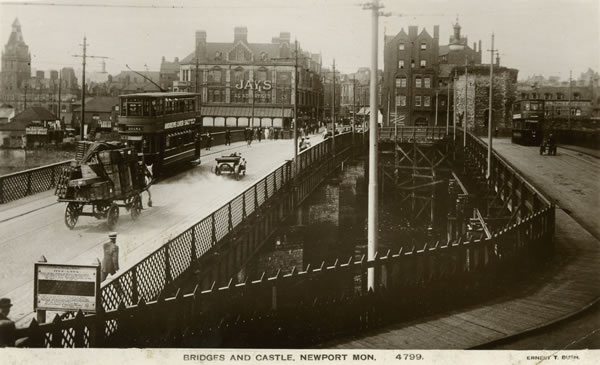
0,298,15,347
102,232,120,281
225,128,231,146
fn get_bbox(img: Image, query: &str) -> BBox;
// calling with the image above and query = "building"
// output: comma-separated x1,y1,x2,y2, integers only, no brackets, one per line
160,57,180,91
174,27,323,130
72,96,119,138
339,67,383,123
0,19,31,97
383,25,440,126
0,104,15,124
321,66,341,125
8,106,60,147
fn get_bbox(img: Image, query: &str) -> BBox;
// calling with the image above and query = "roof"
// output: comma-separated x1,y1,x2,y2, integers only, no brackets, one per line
120,92,199,98
12,107,57,122
0,107,15,119
0,119,30,131
73,96,119,113
160,59,180,73
180,41,289,65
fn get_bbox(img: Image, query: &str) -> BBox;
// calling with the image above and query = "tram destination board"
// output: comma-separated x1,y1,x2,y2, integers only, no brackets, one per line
34,263,101,313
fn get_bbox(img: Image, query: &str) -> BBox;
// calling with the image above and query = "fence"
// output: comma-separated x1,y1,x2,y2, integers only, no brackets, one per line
0,161,72,204
13,129,555,347
552,129,600,150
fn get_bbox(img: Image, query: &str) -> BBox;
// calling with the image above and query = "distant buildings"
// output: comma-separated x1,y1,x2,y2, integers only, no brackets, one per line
339,67,383,122
174,27,323,130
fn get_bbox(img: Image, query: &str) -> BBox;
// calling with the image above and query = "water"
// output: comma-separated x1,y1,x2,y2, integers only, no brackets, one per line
241,157,450,283
0,148,75,176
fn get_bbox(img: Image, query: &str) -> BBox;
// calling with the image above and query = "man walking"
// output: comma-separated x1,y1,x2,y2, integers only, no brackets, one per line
225,128,231,146
102,232,120,282
0,298,15,347
205,132,212,150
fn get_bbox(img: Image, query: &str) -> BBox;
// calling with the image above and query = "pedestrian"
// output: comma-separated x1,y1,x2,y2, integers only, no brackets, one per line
205,132,212,150
0,298,15,347
264,127,270,141
248,128,253,147
225,128,231,146
142,162,153,208
258,127,263,142
101,232,120,282
194,132,201,159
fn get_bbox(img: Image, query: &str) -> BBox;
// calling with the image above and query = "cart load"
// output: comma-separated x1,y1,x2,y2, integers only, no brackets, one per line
55,141,152,230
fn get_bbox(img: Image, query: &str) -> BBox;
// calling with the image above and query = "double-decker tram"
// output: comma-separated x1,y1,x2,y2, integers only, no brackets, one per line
118,92,201,177
511,99,544,146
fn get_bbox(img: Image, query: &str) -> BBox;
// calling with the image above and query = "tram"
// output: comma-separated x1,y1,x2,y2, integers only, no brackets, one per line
511,99,544,146
118,92,201,177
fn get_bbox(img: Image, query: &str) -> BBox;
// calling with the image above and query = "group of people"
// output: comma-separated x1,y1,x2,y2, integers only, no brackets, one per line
244,127,283,146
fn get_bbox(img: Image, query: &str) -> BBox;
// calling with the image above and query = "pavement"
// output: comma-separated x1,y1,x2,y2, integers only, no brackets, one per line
326,137,600,349
0,134,322,328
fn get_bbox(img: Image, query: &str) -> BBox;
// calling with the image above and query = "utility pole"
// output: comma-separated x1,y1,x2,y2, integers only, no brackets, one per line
568,69,572,129
58,70,62,121
453,69,457,140
294,39,298,167
435,89,439,126
332,58,336,155
352,74,356,144
446,79,450,135
463,59,468,148
24,85,27,110
487,33,495,179
251,65,256,131
363,0,382,291
73,36,108,140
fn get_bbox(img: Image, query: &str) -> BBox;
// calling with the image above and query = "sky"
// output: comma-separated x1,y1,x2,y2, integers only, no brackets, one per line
0,0,598,81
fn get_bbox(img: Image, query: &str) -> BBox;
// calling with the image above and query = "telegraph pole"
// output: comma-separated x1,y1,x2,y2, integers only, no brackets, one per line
352,74,356,144
463,59,468,148
294,39,299,166
58,70,62,121
568,70,572,129
365,0,381,291
453,69,457,140
446,79,450,135
73,36,108,140
435,89,439,126
487,33,495,179
332,58,336,155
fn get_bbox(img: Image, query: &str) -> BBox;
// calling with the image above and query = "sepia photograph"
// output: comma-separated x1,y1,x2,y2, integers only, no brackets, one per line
0,0,598,363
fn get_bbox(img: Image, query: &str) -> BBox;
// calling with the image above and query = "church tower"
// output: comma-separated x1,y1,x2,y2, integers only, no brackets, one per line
1,18,32,94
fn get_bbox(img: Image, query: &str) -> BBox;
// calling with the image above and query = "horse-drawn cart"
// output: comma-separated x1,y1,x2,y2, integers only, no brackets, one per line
214,152,246,180
55,142,152,230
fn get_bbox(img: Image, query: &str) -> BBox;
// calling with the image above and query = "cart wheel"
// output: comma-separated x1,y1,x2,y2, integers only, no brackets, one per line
215,165,221,175
65,202,81,230
131,195,142,221
107,204,119,230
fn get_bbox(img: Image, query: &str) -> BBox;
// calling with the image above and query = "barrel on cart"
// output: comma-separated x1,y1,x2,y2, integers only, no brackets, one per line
55,141,152,230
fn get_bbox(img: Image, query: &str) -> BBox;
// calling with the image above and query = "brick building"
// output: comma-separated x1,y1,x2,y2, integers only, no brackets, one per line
160,56,180,91
340,67,383,123
175,27,323,130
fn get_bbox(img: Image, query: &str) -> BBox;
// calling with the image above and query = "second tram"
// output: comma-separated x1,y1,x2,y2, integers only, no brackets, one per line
118,92,201,176
511,99,544,146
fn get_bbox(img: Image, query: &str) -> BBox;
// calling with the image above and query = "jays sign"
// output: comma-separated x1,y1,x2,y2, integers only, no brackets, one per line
235,80,272,91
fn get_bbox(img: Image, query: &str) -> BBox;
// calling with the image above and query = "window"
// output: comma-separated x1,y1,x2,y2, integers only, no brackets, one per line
420,43,427,50
556,93,564,100
208,89,224,103
411,60,415,68
208,69,222,83
545,93,552,100
257,69,268,81
575,108,581,116
574,93,580,100
424,77,431,88
395,77,406,88
415,77,422,88
420,60,426,68
398,43,405,50
531,93,537,99
424,96,431,107
415,96,421,106
398,60,405,69
396,95,406,106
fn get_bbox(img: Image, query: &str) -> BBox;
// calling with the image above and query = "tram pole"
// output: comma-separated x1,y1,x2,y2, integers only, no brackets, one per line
446,77,450,135
463,59,468,148
367,0,380,291
487,33,495,179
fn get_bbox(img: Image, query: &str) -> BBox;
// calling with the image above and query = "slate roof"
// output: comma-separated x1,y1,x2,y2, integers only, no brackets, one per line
12,107,57,122
0,119,30,131
72,96,119,113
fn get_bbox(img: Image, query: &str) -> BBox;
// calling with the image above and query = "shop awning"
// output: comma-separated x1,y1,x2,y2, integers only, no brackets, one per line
201,106,292,118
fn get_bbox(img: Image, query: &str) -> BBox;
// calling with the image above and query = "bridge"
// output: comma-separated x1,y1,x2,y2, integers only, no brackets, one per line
0,127,597,348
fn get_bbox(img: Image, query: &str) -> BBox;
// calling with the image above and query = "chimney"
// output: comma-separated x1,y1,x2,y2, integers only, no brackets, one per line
195,30,206,48
234,26,248,43
478,40,482,54
408,26,418,40
279,31,291,43
473,42,476,51
433,25,439,39
495,54,500,67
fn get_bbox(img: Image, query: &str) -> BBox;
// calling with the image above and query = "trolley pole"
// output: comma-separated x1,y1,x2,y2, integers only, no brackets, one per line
366,0,380,291
463,59,468,148
487,33,495,179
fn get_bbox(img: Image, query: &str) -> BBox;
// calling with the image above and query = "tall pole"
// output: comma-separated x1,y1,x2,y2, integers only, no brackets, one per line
367,0,379,291
58,70,62,121
568,69,572,129
332,58,336,155
251,65,255,130
435,90,439,126
24,85,27,110
293,39,298,167
352,74,356,144
453,69,457,140
487,33,495,179
463,60,468,148
81,36,87,140
446,79,450,135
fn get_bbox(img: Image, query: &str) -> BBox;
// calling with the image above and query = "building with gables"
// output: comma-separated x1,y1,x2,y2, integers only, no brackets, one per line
174,27,323,130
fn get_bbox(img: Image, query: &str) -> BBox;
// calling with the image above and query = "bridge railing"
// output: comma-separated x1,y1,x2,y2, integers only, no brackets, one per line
14,203,554,347
0,160,72,204
379,126,451,142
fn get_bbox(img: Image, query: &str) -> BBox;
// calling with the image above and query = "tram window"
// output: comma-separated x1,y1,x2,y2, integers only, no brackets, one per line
121,100,127,116
524,102,530,111
127,102,142,116
151,100,163,116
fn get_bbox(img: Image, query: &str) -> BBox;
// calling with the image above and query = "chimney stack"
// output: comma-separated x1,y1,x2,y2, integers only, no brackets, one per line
234,27,248,43
279,31,291,43
433,25,439,39
408,26,418,40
